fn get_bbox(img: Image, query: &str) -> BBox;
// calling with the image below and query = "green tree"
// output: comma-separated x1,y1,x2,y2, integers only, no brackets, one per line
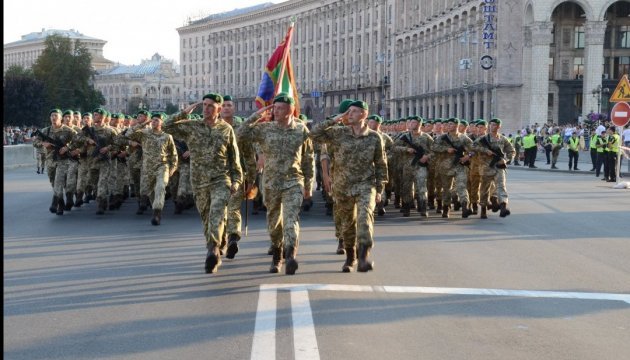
3,65,46,127
31,34,104,118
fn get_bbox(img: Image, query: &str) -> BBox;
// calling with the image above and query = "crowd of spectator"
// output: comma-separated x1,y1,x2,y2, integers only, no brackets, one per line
3,126,38,145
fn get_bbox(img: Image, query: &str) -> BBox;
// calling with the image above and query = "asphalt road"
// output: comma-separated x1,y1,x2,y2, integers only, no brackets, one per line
4,166,630,360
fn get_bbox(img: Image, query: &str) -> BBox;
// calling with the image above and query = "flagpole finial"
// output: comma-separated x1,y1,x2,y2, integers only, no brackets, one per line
290,16,297,24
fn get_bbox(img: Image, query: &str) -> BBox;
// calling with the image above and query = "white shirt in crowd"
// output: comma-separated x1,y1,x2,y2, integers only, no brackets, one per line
623,128,630,144
596,124,606,136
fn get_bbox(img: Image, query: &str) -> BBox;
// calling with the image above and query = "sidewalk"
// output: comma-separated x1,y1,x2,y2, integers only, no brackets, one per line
509,148,629,176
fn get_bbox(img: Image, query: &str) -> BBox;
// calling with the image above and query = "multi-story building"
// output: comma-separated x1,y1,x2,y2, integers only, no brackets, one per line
177,0,392,120
177,0,628,132
92,53,184,114
3,28,114,72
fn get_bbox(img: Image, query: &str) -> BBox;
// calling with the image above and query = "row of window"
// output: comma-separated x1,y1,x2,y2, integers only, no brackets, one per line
572,25,630,49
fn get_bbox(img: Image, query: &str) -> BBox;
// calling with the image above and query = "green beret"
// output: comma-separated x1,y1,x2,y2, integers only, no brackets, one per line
63,110,74,116
459,119,469,126
111,113,124,119
125,115,132,120
223,95,233,102
82,112,92,118
74,111,81,116
424,119,433,125
408,115,422,122
434,118,442,123
93,108,106,116
298,114,308,121
273,92,295,105
367,114,383,123
203,93,224,104
338,99,355,113
137,109,150,117
490,118,502,125
445,117,460,124
476,120,488,126
349,100,368,111
49,108,62,116
151,112,165,120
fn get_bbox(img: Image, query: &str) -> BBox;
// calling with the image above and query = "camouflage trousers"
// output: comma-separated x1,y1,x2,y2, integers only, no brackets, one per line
468,166,482,204
106,158,117,196
37,152,46,169
334,186,377,248
130,165,142,198
552,146,561,164
47,160,69,198
77,158,92,193
89,160,111,200
113,159,128,196
176,162,192,198
65,159,79,193
332,193,343,240
441,166,469,206
225,184,244,237
140,164,171,211
194,183,230,249
264,185,303,249
401,164,429,204
480,169,508,206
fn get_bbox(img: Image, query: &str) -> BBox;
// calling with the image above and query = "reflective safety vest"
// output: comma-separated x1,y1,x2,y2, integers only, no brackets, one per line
596,136,607,153
568,136,580,151
550,134,562,145
590,134,598,149
523,134,536,148
610,134,621,154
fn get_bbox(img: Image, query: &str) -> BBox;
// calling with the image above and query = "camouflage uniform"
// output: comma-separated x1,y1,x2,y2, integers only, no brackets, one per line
164,115,242,249
433,132,474,215
87,126,117,213
377,131,394,214
125,124,178,213
468,134,483,212
310,117,388,272
473,134,515,217
238,113,314,262
393,130,434,215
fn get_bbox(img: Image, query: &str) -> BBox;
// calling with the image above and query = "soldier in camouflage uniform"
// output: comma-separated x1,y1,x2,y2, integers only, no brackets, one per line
34,137,47,174
472,118,515,219
122,112,146,202
467,120,486,215
164,93,242,274
432,117,474,218
238,93,314,275
393,116,434,217
428,119,445,212
32,109,78,215
126,112,178,226
367,115,394,216
61,110,81,210
108,113,128,210
75,112,93,206
310,101,387,273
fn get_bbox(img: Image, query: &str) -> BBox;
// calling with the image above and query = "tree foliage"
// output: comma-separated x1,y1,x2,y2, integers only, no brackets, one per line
3,65,47,127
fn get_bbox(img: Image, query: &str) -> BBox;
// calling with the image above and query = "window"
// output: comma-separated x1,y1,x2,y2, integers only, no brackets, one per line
617,26,630,49
616,56,630,78
574,26,585,49
549,57,554,79
574,57,584,79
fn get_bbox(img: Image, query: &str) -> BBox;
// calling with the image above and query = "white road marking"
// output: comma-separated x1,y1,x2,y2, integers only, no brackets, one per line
291,289,320,360
251,284,630,360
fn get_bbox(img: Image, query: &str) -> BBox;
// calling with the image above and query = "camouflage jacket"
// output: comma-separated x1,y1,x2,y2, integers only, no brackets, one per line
309,118,388,194
432,132,474,170
393,130,434,167
472,133,516,175
238,114,314,192
32,125,78,163
163,115,242,190
126,125,178,173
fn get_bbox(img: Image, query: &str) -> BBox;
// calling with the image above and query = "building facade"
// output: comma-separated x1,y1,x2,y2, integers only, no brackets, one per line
177,0,628,132
3,28,114,72
92,53,184,114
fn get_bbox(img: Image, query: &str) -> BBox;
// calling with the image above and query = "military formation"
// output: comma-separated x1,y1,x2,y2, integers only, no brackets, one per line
33,93,518,276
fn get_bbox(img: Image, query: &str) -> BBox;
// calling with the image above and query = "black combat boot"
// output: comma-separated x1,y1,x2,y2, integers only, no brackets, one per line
490,196,500,213
174,199,184,214
342,247,357,273
394,194,401,209
151,209,162,225
96,198,106,215
499,202,511,218
226,234,240,259
269,246,283,273
267,244,275,255
136,196,149,215
357,244,374,272
436,199,443,213
56,197,65,215
402,202,411,217
205,246,222,274
419,199,428,217
129,184,136,198
284,245,298,275
75,191,84,207
64,192,74,211
428,195,435,210
37,167,40,174
453,198,461,211
49,196,58,213
471,202,479,215
336,239,345,255
122,185,129,200
480,205,488,219
461,201,472,218
84,186,93,203
377,203,386,216
441,205,450,218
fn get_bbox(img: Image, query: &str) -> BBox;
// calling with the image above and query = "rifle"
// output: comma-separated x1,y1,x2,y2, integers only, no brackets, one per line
442,134,469,167
400,133,428,167
82,126,110,161
174,139,189,162
479,135,507,169
32,129,77,162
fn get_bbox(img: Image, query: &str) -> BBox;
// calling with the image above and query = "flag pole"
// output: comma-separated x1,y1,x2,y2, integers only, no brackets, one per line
274,22,295,96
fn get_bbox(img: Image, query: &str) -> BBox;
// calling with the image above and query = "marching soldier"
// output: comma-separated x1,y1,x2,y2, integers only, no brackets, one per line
61,109,81,210
238,93,314,275
366,114,393,216
164,94,243,274
84,108,118,215
309,101,387,272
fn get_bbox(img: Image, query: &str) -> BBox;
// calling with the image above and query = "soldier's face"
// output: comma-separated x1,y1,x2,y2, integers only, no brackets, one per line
221,101,235,118
273,102,293,121
63,115,72,124
478,125,487,134
151,117,162,130
408,120,419,131
367,120,379,131
82,116,92,127
137,114,147,123
50,113,62,127
490,123,500,133
434,123,442,132
347,106,367,124
203,99,222,119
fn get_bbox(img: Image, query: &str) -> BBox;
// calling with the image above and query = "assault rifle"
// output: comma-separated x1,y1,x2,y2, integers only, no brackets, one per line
32,129,77,162
479,135,507,169
174,139,189,162
82,126,109,161
400,133,428,167
442,134,469,167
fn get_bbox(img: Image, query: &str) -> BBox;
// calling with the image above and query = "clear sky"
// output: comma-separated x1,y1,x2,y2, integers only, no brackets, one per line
3,0,286,66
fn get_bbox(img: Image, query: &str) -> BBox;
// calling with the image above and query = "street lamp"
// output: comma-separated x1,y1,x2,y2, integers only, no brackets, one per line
375,52,390,117
592,84,610,114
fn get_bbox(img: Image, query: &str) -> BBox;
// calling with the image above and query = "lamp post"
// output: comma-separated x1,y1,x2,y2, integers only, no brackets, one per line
375,52,390,117
592,84,610,115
